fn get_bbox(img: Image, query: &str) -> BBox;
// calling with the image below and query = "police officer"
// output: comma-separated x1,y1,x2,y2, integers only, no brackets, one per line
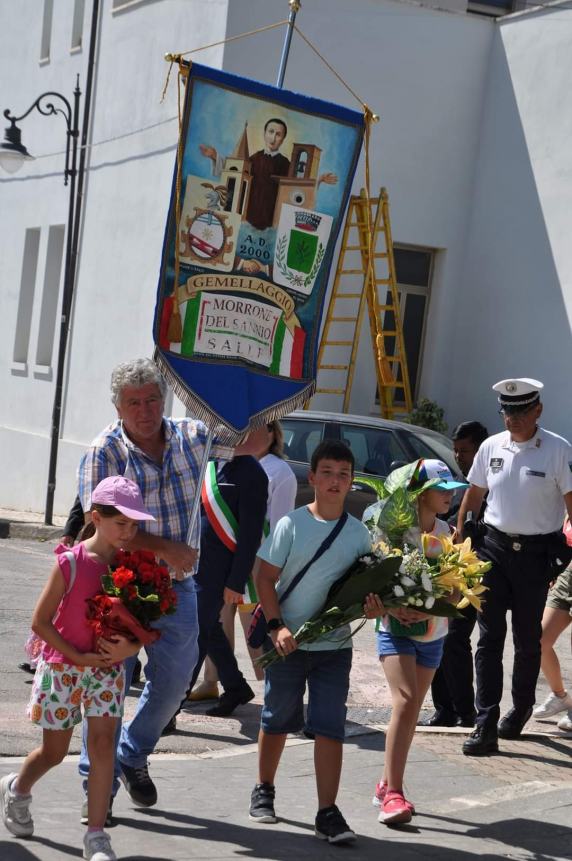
458,379,572,755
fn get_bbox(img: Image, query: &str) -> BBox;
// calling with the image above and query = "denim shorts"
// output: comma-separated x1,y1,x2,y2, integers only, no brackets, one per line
376,631,445,669
261,647,352,741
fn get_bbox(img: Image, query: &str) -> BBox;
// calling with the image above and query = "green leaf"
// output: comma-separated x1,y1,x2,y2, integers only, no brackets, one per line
137,593,160,603
378,487,418,545
322,556,402,612
383,460,441,498
384,461,421,494
101,573,116,594
353,476,389,500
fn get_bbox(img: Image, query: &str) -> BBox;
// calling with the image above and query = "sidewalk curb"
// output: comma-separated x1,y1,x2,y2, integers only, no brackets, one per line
0,519,62,541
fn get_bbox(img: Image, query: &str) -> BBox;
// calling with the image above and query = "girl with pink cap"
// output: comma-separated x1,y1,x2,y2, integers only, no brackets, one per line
0,476,154,861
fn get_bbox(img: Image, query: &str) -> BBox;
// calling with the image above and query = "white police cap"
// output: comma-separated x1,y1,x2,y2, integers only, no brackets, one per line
492,378,543,408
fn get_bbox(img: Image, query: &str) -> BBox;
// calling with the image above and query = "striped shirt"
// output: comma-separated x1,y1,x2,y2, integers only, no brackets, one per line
78,418,233,575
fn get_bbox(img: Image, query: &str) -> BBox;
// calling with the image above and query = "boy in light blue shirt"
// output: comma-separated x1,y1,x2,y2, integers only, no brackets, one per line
250,440,375,844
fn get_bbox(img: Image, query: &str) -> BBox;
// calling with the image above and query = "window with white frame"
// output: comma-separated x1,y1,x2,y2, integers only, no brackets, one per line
35,225,65,370
40,0,54,63
375,244,434,405
13,228,41,370
71,0,85,51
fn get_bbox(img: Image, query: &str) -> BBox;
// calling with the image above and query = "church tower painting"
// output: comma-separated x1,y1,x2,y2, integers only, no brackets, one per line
272,143,322,228
220,123,252,217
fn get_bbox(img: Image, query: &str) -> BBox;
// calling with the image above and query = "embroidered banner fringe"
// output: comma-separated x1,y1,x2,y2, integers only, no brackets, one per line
154,348,315,444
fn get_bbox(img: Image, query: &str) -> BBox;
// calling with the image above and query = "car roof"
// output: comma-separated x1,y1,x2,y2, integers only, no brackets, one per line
286,409,450,442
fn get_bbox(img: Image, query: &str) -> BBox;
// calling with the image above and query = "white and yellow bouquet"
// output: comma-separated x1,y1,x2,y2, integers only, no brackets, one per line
257,460,490,669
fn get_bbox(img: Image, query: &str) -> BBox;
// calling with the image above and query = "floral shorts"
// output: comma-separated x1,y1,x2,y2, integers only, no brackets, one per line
27,658,125,730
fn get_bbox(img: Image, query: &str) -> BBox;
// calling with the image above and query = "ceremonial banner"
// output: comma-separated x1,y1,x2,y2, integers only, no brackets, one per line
154,62,364,437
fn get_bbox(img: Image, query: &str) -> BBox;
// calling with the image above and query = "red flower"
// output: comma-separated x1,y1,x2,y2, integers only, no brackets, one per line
112,566,135,589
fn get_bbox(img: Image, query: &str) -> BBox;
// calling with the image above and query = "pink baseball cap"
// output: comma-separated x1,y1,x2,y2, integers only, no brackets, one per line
91,476,155,521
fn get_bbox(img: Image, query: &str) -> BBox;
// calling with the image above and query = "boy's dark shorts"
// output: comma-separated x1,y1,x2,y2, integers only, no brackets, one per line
261,646,352,742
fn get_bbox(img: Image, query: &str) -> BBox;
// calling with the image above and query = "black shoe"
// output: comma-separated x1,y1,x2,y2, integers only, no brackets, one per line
462,725,499,756
456,715,476,728
161,715,177,736
419,711,457,728
498,706,533,739
119,762,157,807
315,805,356,844
18,662,36,675
131,657,142,686
249,783,277,823
205,683,255,717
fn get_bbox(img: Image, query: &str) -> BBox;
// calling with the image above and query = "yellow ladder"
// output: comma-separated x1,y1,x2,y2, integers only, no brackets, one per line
308,188,413,419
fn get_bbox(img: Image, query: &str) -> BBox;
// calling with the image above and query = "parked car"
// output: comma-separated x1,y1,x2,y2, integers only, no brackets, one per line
281,409,464,519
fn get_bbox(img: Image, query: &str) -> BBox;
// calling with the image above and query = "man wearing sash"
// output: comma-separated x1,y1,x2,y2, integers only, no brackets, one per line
166,441,268,730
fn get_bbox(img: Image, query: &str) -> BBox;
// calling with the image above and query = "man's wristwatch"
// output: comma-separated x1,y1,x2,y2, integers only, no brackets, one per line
267,617,285,632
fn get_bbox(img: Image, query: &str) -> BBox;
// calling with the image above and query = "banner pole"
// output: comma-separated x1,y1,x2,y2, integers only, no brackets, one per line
185,429,214,545
276,1,301,88
183,1,300,547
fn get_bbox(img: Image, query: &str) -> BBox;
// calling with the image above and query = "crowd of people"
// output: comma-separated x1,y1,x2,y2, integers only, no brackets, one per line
2,361,571,859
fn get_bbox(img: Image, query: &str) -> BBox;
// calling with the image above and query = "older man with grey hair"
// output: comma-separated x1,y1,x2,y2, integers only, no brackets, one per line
77,358,232,813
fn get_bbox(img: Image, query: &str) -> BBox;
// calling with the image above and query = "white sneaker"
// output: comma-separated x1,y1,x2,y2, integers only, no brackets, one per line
83,830,117,860
557,710,572,732
533,691,572,719
0,773,34,837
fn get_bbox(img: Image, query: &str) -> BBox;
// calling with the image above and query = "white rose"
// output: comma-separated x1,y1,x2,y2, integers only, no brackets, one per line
401,575,415,587
415,599,423,607
425,596,435,609
393,585,405,597
421,575,433,592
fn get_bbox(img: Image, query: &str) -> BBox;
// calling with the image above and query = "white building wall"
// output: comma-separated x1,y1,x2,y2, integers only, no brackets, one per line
446,7,572,438
2,0,569,515
0,0,228,513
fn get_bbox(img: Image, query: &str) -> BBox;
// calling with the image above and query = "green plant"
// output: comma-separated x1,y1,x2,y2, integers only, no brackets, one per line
410,398,448,434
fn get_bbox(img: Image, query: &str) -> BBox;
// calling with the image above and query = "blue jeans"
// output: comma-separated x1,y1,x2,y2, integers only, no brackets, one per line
79,577,199,790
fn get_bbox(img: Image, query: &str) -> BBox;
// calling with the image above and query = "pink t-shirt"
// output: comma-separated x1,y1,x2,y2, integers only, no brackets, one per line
42,542,108,663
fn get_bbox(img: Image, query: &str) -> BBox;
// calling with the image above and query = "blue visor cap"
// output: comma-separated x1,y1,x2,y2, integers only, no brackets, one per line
418,459,468,491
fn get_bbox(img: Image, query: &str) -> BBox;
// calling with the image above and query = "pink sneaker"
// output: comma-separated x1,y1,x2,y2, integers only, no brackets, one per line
378,790,413,825
372,781,387,807
372,781,415,814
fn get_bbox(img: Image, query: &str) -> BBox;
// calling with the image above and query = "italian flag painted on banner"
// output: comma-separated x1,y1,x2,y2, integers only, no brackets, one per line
270,318,305,379
201,462,238,552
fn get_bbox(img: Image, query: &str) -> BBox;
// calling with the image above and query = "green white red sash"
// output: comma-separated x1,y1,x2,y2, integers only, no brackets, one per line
201,461,239,552
201,461,270,555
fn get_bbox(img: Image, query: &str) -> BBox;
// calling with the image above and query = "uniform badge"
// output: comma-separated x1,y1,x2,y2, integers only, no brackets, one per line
490,457,504,473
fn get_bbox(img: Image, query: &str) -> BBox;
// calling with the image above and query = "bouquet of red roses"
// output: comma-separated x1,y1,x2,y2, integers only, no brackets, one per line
87,550,177,647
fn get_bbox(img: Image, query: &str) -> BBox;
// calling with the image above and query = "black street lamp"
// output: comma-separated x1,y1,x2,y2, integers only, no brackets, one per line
0,78,81,525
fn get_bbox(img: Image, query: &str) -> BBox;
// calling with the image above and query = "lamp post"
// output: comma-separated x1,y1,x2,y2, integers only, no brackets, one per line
0,77,81,525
